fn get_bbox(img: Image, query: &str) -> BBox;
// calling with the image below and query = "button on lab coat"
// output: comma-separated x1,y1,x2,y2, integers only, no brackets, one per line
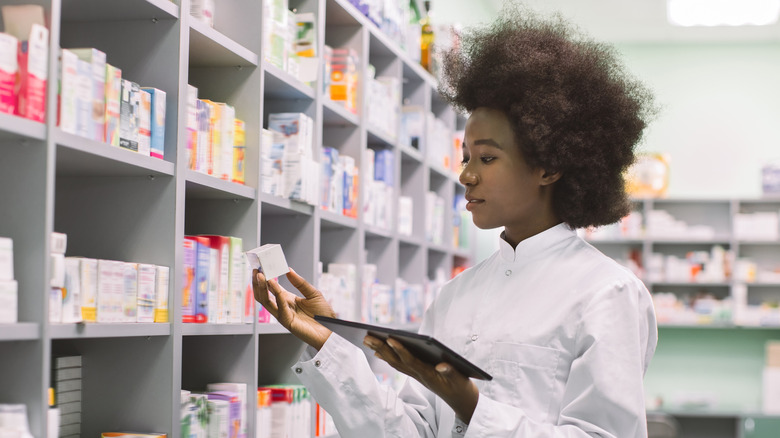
294,223,658,437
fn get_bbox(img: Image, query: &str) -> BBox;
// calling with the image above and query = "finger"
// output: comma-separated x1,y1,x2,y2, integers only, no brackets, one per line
252,270,268,298
267,278,292,320
386,338,426,368
286,268,322,300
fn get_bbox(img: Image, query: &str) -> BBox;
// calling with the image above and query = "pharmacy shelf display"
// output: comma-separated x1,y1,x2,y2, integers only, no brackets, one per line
0,0,475,437
584,197,780,435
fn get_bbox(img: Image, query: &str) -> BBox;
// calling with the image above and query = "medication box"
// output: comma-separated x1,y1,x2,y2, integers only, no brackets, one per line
244,244,289,280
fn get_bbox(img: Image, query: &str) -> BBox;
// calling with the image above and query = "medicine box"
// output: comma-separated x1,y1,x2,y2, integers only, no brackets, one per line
244,244,289,280
0,33,17,114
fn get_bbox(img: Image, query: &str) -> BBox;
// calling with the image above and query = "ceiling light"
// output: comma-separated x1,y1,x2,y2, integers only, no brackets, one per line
667,0,780,26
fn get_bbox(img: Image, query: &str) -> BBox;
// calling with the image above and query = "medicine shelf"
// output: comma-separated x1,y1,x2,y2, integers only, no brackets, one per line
0,113,46,142
428,162,457,183
54,129,176,177
49,322,170,339
586,238,645,245
326,0,363,27
0,323,39,341
61,0,179,21
453,247,472,259
648,407,780,419
649,237,733,245
188,19,258,68
651,282,731,288
398,234,424,247
427,242,451,254
399,143,423,163
181,323,254,336
367,125,397,147
320,210,358,230
2,0,475,436
184,169,256,200
658,323,780,330
322,99,360,127
260,193,315,217
365,225,394,240
257,322,290,335
263,64,316,100
736,240,780,245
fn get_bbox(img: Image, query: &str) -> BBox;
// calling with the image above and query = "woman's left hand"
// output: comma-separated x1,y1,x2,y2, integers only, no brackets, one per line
364,335,480,424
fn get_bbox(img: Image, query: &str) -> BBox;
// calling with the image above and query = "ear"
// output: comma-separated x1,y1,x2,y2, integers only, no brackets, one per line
540,170,562,186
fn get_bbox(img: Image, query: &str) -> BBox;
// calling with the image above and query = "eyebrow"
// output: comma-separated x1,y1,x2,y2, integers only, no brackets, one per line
464,138,503,150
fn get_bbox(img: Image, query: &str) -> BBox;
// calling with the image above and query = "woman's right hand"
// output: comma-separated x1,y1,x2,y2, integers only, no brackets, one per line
252,268,336,351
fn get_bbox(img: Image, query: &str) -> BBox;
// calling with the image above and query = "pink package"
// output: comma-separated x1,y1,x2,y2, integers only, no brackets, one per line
0,33,17,114
15,24,48,122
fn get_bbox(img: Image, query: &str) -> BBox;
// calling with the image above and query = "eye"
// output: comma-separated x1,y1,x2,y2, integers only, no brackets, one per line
480,155,495,164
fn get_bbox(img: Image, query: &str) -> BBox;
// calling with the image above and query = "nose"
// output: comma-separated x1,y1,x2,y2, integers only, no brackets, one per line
459,163,477,186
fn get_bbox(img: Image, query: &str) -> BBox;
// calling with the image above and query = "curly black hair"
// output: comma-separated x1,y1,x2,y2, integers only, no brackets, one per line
440,5,656,229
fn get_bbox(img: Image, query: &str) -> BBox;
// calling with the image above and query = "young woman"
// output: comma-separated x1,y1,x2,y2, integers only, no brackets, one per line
253,5,658,437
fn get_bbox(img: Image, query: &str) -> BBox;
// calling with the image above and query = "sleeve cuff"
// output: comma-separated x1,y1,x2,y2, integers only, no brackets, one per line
464,393,525,437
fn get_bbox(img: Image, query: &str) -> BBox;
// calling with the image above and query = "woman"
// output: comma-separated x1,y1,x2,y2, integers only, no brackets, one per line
254,5,658,437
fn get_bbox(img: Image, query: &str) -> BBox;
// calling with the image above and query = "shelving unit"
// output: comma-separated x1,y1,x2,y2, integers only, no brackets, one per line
0,0,474,437
585,198,780,437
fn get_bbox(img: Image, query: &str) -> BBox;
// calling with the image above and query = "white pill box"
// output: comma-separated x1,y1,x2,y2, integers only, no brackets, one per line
244,244,290,280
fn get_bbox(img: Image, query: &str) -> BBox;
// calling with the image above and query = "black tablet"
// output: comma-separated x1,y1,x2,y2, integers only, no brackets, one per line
314,315,492,381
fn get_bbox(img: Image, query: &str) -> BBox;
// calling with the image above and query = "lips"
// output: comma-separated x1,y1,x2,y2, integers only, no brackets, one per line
464,195,484,211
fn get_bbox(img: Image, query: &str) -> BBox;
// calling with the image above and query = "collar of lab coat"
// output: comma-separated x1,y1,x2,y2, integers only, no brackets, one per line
498,222,575,263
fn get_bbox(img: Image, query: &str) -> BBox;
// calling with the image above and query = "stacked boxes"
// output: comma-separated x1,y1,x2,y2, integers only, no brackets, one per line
54,356,82,438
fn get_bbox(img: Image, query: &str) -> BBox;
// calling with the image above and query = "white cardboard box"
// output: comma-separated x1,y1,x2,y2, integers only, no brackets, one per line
244,244,289,280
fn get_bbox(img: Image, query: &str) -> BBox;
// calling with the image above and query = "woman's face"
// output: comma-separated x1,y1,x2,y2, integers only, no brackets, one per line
459,107,559,244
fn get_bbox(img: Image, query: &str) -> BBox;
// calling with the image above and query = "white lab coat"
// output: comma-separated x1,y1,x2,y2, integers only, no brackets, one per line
293,223,658,437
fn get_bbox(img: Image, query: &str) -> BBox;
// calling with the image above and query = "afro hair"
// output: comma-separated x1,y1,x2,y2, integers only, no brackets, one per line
440,5,656,229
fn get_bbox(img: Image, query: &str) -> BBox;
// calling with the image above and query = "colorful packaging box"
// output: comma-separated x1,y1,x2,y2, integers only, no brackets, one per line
233,118,246,184
70,48,106,142
142,87,166,159
119,79,140,152
137,88,151,156
74,58,92,138
136,263,156,323
104,63,122,146
186,85,198,168
0,33,17,114
154,265,169,323
15,23,48,122
58,48,78,134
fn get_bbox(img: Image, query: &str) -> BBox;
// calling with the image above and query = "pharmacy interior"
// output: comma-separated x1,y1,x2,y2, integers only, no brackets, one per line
0,0,779,437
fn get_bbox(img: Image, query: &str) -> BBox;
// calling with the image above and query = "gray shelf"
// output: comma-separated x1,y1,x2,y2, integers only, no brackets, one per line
49,323,170,339
181,323,254,336
55,129,176,177
185,169,256,200
365,225,394,239
658,323,780,330
320,210,358,230
427,242,451,254
260,193,315,216
189,20,258,67
367,125,397,147
399,234,424,247
4,1,475,437
323,99,360,126
61,0,179,21
0,323,39,341
263,64,316,100
0,113,46,142
257,322,290,335
399,143,423,163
